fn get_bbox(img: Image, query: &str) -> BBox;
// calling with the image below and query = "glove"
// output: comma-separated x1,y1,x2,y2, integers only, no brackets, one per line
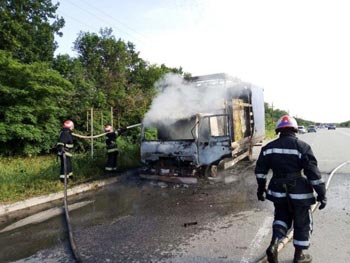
57,146,64,156
317,195,327,210
117,127,127,134
257,187,267,201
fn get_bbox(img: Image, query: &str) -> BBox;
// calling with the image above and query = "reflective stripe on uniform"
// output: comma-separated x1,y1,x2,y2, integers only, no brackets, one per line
57,142,73,149
267,189,287,198
107,148,118,153
59,172,73,179
293,239,310,247
268,190,314,200
309,178,324,185
289,193,314,200
256,173,267,179
273,220,288,230
65,152,73,157
105,167,117,171
263,148,302,158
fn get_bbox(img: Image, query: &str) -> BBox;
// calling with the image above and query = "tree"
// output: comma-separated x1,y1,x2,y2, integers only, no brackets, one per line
74,28,185,127
53,54,105,117
74,28,130,107
265,103,288,137
0,51,72,155
0,0,65,63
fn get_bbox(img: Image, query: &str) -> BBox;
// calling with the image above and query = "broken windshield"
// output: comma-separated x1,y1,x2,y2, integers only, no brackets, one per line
143,117,197,141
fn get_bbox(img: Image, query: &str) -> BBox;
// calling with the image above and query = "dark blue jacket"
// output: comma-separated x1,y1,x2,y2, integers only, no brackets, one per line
255,132,326,206
57,128,73,156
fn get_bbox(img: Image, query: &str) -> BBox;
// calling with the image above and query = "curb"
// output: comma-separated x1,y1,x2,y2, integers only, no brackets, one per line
0,177,119,217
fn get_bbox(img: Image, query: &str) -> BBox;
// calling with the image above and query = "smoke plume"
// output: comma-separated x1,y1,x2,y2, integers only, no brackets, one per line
143,73,242,126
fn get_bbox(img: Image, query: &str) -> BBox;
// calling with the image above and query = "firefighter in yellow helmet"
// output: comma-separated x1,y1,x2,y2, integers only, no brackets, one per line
57,120,74,182
255,115,326,263
104,125,127,172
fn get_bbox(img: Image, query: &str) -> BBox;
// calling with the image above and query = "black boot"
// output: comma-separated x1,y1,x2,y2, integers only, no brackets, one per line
266,238,279,263
293,248,312,263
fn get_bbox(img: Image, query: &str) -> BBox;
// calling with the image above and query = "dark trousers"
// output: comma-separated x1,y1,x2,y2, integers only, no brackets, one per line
105,152,118,171
272,203,312,249
59,154,73,178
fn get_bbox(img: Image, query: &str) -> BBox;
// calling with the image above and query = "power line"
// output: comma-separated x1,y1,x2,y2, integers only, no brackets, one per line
55,9,101,56
80,0,150,41
64,0,150,46
59,9,100,32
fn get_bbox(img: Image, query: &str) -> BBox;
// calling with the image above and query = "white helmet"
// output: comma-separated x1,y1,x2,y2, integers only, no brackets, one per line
104,125,113,132
63,120,74,130
275,115,298,133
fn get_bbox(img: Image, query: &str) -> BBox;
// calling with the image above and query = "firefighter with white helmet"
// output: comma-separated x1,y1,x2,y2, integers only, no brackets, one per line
255,115,327,263
57,120,74,182
104,124,127,172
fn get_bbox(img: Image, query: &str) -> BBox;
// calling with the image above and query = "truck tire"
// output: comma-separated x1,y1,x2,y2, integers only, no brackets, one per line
204,165,218,177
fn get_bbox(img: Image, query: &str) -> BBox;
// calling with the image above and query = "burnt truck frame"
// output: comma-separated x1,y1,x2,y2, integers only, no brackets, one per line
140,73,265,183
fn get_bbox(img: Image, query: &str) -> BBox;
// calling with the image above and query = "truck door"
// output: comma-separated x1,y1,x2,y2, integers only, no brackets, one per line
197,114,231,165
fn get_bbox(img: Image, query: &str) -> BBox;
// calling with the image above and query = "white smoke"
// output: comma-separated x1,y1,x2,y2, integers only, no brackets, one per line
143,73,243,126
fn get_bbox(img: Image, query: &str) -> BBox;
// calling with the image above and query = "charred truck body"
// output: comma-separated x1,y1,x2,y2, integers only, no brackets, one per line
140,73,265,183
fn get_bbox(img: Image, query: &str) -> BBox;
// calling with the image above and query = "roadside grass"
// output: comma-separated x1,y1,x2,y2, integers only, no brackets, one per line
0,155,61,204
0,140,141,205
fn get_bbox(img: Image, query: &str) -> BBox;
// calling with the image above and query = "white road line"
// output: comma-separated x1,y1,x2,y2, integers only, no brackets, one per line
239,216,273,263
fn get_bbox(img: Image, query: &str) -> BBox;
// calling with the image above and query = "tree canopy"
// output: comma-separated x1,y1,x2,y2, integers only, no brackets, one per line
0,51,72,155
0,0,64,63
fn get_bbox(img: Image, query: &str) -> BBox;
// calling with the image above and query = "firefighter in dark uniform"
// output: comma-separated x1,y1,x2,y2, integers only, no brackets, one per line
255,115,327,263
57,120,74,182
104,125,126,172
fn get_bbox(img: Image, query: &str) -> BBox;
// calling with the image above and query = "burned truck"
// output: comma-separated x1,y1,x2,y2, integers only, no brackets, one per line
140,73,265,183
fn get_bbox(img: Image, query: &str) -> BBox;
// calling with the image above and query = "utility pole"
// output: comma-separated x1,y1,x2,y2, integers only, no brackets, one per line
90,108,94,158
111,106,113,128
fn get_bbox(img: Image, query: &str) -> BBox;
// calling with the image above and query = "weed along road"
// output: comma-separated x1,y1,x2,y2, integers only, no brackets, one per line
0,128,349,263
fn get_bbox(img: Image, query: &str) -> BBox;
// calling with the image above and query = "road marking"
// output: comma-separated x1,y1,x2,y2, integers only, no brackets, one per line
239,216,273,263
0,200,94,233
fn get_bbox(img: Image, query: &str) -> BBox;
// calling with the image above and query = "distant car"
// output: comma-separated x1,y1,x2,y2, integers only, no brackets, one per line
298,125,306,134
328,124,336,130
307,125,317,133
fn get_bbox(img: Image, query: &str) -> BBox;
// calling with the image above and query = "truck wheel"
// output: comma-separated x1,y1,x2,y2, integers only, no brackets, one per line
204,165,211,177
205,165,218,177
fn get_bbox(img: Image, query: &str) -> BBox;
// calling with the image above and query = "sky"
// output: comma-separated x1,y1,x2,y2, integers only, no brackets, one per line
53,0,350,123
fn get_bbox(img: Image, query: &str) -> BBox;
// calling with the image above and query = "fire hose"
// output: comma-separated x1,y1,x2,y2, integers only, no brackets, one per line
256,160,350,263
62,152,82,262
72,123,141,139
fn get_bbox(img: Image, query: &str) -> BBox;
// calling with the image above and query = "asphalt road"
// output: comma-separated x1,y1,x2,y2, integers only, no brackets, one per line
0,128,349,263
